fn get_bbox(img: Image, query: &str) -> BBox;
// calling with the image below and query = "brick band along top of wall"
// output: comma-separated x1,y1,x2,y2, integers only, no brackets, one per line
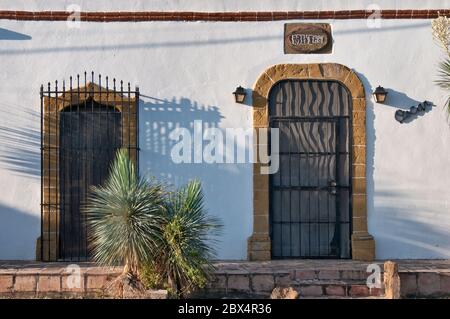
0,9,449,22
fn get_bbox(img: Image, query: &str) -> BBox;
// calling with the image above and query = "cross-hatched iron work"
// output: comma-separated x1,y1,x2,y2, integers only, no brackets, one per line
40,72,139,261
269,80,352,259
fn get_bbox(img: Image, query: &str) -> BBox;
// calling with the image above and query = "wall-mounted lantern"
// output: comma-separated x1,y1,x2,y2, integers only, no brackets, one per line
373,85,388,104
233,86,247,104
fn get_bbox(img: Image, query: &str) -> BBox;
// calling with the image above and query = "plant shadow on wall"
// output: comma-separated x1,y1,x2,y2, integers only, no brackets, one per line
139,95,225,185
138,95,252,260
0,105,41,259
0,108,40,178
354,72,444,257
373,188,450,258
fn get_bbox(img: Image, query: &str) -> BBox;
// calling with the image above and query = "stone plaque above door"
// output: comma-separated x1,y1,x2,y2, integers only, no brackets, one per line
284,23,332,54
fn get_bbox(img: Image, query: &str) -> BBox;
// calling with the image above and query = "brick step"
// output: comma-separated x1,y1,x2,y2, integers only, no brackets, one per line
2,260,449,299
303,296,386,299
196,283,384,298
291,280,384,297
203,273,384,298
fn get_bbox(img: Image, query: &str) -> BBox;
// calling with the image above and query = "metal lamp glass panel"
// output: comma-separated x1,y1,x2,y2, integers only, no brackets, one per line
233,86,246,103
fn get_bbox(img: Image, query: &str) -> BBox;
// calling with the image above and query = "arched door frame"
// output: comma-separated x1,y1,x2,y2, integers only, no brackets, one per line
248,63,375,261
39,80,138,261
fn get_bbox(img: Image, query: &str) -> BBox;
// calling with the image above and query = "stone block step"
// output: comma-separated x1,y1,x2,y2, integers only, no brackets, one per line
2,260,449,299
204,273,384,298
294,281,384,297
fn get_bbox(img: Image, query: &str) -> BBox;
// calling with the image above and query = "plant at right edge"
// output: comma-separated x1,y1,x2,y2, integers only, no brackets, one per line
432,15,450,115
144,180,223,298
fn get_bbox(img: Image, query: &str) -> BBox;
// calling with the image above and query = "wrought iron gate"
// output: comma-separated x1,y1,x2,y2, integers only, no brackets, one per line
40,72,139,261
269,80,352,258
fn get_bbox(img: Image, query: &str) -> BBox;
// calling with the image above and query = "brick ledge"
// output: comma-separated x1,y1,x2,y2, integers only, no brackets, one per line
0,9,448,22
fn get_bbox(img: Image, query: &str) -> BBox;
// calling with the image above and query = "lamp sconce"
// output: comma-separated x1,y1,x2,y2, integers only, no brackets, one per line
373,85,388,104
233,86,247,104
395,101,433,123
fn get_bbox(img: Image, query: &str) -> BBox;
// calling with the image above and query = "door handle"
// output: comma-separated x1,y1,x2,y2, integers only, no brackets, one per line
329,180,337,195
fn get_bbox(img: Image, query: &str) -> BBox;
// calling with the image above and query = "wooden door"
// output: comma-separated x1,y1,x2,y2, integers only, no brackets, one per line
59,101,121,260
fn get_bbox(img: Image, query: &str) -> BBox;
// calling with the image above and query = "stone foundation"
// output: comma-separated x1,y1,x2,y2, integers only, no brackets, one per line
1,260,449,298
0,263,166,299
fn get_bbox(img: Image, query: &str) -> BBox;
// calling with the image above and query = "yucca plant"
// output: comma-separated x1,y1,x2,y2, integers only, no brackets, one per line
144,180,222,297
432,15,450,115
436,58,450,114
85,149,164,297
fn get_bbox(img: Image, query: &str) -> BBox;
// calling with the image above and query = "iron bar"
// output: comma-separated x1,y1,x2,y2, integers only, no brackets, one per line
334,120,341,257
120,80,124,151
136,85,140,170
69,75,74,261
269,80,351,259
40,84,43,261
40,72,139,261
46,81,51,261
128,82,131,158
83,74,88,260
55,80,59,260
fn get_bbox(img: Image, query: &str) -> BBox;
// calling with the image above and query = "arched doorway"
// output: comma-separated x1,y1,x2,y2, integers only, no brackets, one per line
268,79,352,258
248,63,375,261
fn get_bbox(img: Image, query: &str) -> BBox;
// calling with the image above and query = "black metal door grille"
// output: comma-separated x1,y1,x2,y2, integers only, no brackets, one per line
40,72,139,261
269,80,352,259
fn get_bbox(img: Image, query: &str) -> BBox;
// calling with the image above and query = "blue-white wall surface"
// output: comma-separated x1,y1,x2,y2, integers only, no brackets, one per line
0,0,449,260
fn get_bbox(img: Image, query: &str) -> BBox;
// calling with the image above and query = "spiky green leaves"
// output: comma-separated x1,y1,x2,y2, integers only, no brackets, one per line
85,149,164,272
436,57,450,114
151,180,222,296
432,16,450,115
85,151,222,293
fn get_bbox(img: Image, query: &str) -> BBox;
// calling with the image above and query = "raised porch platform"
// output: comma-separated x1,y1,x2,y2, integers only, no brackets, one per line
1,259,449,298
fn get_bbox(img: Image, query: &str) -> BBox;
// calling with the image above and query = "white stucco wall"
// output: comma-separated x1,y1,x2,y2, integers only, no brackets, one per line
0,1,449,260
2,0,449,12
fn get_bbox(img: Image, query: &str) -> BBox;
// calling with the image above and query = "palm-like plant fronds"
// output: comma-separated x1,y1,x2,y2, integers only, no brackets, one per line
149,180,222,296
436,57,450,114
84,149,164,275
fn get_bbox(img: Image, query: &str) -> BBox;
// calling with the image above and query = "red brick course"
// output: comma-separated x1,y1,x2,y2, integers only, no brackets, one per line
1,261,450,298
349,284,370,297
440,273,450,293
300,285,323,296
37,275,61,292
251,274,274,292
417,272,441,296
0,9,449,22
0,275,13,293
14,275,37,292
227,273,250,291
399,273,417,296
317,270,340,280
86,275,109,290
295,270,317,280
325,285,346,296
